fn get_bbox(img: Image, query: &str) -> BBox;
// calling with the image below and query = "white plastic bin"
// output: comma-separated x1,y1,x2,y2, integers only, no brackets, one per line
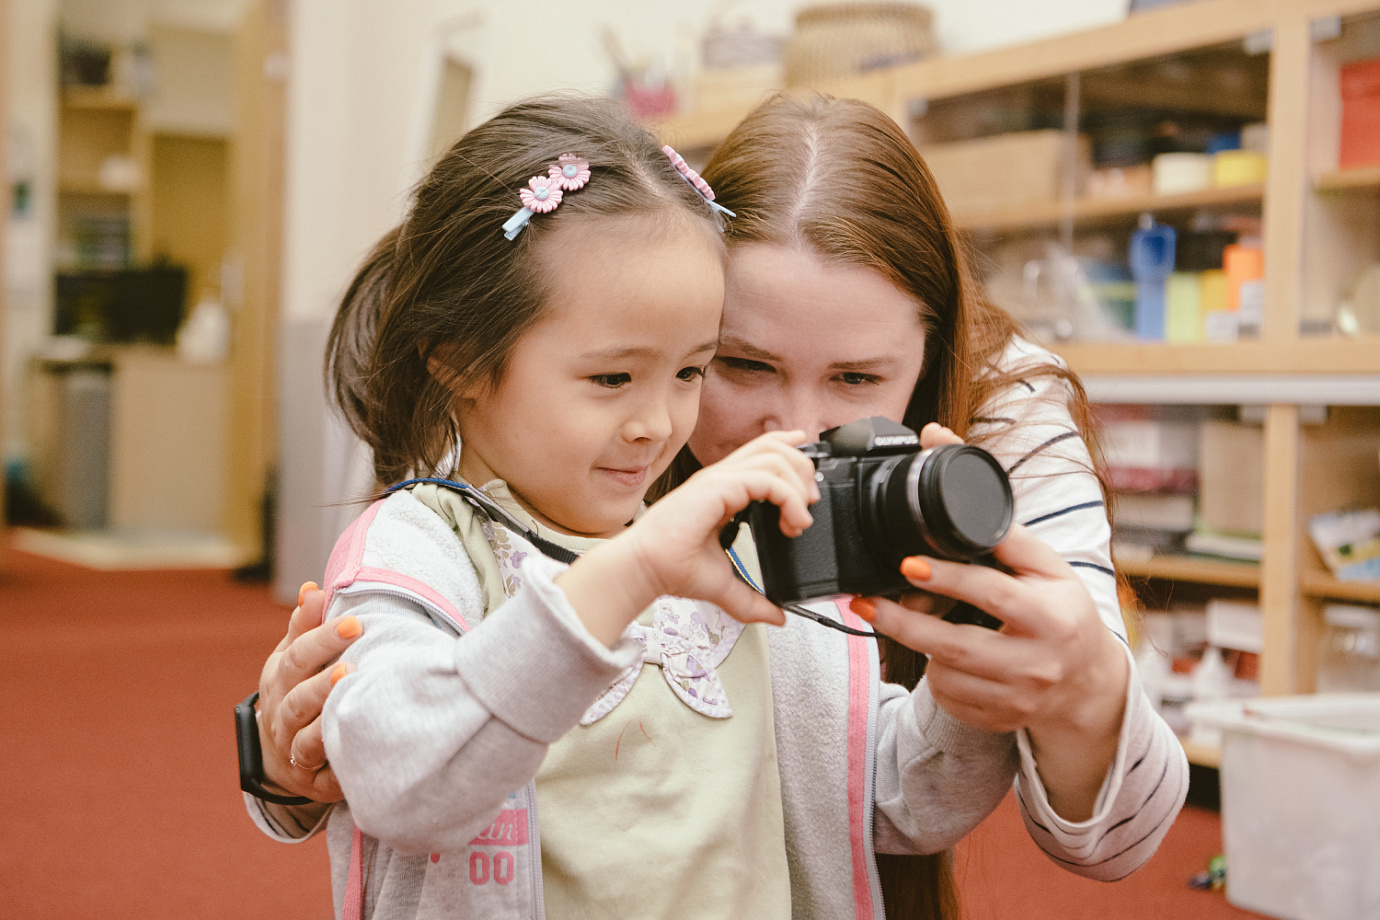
1186,694,1380,920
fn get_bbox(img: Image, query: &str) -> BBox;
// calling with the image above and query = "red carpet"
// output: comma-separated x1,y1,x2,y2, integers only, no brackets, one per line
0,541,1265,918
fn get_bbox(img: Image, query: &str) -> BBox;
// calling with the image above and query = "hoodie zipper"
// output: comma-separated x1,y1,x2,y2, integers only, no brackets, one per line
335,581,548,919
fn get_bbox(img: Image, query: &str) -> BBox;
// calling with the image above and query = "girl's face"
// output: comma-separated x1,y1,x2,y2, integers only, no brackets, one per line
688,243,928,466
455,219,724,538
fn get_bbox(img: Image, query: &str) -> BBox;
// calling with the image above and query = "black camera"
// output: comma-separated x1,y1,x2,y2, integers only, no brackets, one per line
738,418,1014,613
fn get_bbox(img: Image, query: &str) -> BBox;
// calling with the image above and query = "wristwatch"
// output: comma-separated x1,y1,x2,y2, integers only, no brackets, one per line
235,690,315,806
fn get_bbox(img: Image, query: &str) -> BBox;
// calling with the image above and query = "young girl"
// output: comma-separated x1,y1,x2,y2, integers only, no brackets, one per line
267,95,1028,920
249,94,1186,920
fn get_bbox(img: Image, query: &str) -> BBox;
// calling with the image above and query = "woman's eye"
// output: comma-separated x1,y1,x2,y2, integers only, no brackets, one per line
590,373,632,388
837,372,880,387
677,365,707,381
716,356,774,374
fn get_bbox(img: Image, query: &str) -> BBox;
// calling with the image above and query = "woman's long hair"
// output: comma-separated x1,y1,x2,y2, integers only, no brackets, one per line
680,93,1110,920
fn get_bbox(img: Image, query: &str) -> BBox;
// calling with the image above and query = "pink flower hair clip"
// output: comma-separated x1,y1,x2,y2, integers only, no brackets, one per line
502,154,591,240
663,145,735,218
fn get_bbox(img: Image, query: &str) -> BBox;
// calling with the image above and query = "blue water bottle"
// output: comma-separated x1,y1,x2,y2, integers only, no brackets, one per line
1130,215,1176,341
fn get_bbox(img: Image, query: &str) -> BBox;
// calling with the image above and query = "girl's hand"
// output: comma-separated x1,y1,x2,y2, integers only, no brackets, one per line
558,431,817,642
630,430,818,623
255,583,361,802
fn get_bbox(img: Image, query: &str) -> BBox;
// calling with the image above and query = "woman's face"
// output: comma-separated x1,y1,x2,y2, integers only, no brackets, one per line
688,243,928,465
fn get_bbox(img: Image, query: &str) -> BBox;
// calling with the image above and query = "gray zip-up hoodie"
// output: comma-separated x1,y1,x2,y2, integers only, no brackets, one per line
248,479,1185,919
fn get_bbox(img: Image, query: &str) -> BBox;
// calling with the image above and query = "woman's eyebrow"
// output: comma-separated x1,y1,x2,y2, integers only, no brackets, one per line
715,334,780,361
828,356,897,372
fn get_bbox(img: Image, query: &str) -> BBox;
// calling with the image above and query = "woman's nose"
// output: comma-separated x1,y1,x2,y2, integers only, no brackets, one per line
764,390,828,442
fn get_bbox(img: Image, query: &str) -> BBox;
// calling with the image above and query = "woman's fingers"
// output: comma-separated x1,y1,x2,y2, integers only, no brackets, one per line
275,606,360,694
919,422,964,449
855,595,1017,682
287,716,346,802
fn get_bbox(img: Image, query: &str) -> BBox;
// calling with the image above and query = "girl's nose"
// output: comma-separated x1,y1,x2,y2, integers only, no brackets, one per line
624,398,674,443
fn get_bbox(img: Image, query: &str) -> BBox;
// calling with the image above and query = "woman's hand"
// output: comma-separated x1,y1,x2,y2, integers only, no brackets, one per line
255,583,362,802
850,423,1130,821
558,431,818,643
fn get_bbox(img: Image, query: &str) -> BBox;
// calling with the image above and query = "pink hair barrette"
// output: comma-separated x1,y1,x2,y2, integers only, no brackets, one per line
503,154,591,240
663,145,735,218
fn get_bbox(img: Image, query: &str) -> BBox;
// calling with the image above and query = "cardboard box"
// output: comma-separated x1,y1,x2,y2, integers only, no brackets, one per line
919,130,1090,218
1199,419,1265,535
1339,58,1380,169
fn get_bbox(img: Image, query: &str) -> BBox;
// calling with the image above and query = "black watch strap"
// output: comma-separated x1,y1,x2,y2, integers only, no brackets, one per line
236,690,315,806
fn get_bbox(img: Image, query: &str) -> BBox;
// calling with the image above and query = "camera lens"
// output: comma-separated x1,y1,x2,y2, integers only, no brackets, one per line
868,444,1014,561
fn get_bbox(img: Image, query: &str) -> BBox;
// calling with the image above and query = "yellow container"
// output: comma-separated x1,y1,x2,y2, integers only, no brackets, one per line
1213,150,1268,188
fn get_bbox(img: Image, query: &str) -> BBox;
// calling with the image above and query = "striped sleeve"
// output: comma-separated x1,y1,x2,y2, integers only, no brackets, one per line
1013,650,1188,880
973,339,1188,878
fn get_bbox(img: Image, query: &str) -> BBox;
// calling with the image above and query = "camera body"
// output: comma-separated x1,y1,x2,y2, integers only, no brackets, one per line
745,417,1014,608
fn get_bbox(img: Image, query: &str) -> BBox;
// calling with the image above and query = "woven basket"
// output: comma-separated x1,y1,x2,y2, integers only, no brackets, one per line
783,2,936,89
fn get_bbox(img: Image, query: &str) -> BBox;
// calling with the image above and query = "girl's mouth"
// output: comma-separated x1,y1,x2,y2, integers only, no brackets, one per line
597,466,649,487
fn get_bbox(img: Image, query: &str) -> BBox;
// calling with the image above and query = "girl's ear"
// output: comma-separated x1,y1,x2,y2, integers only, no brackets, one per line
423,342,467,397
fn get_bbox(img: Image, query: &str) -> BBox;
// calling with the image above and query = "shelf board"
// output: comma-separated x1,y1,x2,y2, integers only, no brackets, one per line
1118,554,1261,588
1301,574,1380,604
61,86,139,112
1180,737,1221,769
1055,338,1380,378
1315,166,1380,192
58,182,138,197
954,184,1262,233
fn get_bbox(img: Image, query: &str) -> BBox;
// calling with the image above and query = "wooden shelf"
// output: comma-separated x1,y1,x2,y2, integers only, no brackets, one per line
1301,574,1380,604
1118,554,1261,588
1315,166,1380,191
1180,737,1221,769
1054,338,1380,376
954,184,1263,233
61,86,140,112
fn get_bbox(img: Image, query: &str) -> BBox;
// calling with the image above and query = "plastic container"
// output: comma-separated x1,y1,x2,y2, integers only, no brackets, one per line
1130,216,1176,340
1152,151,1213,195
1317,605,1380,693
1187,694,1380,920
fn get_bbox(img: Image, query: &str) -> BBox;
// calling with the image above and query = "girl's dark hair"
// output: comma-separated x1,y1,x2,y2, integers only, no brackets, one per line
327,95,724,484
678,93,1112,920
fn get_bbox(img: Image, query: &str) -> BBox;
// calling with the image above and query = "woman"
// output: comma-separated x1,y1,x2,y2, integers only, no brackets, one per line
246,95,1185,918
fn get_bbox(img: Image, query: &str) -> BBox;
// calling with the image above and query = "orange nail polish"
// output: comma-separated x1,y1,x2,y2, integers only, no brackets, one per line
901,557,932,582
336,616,362,639
849,597,876,623
298,581,319,607
330,663,350,685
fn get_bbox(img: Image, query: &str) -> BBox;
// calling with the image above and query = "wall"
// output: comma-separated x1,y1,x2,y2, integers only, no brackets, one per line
272,0,1130,597
3,0,59,464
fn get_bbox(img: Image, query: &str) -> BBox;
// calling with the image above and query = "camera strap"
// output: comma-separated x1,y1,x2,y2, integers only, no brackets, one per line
724,539,877,640
388,478,876,638
385,477,579,565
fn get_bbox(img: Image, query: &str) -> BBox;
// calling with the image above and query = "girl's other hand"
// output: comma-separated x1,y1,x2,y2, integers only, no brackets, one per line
625,430,818,627
256,583,362,802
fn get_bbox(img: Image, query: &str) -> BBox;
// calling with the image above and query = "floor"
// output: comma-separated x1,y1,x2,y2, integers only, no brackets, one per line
0,539,1268,918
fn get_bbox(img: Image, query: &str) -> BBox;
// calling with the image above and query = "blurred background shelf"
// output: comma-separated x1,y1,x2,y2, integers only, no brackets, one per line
1118,554,1261,589
1300,574,1380,603
955,184,1264,234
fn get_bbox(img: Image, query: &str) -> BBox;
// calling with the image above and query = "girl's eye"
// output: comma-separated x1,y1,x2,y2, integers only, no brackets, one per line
676,365,706,381
837,372,880,387
590,373,632,388
716,356,774,374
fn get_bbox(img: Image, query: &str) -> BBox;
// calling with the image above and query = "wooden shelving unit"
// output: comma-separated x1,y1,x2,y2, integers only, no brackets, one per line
659,0,1380,701
1118,555,1262,588
955,184,1264,234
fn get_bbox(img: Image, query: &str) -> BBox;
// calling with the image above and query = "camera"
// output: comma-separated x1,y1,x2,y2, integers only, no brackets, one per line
738,417,1014,611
